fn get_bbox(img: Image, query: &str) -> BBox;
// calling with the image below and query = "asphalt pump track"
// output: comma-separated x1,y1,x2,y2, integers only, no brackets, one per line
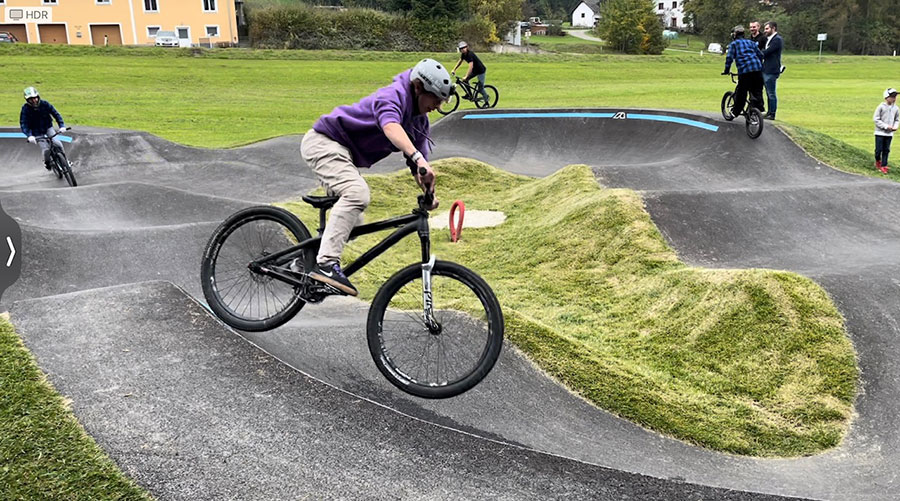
2,109,898,499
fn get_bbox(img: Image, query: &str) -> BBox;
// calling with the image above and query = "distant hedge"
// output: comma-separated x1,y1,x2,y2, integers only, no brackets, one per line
249,5,493,51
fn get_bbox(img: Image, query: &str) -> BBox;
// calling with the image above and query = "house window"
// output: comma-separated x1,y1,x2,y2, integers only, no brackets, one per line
203,0,217,11
144,0,158,12
205,25,219,37
581,13,585,18
97,0,111,4
658,3,664,9
672,1,677,7
147,26,160,37
43,0,58,4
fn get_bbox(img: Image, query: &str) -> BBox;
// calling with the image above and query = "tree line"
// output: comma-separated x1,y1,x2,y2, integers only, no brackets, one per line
683,0,899,54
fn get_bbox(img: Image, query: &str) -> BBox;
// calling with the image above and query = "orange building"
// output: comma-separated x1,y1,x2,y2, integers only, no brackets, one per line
0,0,238,46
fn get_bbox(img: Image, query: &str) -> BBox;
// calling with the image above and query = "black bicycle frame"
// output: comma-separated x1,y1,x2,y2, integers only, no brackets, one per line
456,78,482,101
250,208,432,287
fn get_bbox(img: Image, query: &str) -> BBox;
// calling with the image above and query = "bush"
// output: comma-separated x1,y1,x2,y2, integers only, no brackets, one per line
546,24,564,36
249,5,494,51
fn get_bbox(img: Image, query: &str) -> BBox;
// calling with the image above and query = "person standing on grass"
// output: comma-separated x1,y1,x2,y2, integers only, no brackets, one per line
874,88,899,174
722,26,765,117
298,58,451,296
451,41,490,104
749,21,764,50
761,21,784,120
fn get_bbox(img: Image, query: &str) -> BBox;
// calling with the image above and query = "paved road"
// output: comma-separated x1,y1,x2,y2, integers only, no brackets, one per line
564,29,603,42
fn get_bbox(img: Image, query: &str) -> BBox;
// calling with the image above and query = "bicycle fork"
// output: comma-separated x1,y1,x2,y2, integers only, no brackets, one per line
421,254,440,334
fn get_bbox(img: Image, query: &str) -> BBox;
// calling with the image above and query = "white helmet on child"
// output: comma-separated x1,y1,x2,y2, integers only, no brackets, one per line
410,58,454,101
886,88,899,99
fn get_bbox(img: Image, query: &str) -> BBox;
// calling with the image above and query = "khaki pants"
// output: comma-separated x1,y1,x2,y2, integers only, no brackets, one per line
300,130,370,265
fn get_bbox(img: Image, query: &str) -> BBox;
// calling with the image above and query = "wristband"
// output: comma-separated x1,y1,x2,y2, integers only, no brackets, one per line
410,150,424,164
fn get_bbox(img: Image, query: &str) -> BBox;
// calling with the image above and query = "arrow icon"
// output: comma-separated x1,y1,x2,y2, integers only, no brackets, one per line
6,236,14,267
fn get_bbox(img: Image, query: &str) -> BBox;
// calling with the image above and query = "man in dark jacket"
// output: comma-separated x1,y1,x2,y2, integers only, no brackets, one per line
20,86,67,169
762,21,784,120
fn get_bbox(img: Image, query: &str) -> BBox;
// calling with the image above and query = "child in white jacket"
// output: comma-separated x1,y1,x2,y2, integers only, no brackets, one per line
874,87,899,174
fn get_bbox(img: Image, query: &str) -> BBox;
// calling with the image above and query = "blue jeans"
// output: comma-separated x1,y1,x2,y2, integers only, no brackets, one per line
763,72,779,117
474,72,489,103
875,135,892,166
36,128,64,164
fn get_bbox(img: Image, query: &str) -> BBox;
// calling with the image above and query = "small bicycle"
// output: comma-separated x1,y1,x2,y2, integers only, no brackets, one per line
33,127,77,187
201,166,504,399
437,76,499,115
720,73,763,139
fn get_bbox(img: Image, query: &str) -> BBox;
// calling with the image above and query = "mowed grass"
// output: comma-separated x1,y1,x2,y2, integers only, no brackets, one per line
280,160,858,457
0,44,896,153
0,316,151,500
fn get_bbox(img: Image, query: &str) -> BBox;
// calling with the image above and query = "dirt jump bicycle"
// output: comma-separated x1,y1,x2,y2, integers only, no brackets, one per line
720,73,763,139
201,165,504,399
437,76,499,115
33,127,77,187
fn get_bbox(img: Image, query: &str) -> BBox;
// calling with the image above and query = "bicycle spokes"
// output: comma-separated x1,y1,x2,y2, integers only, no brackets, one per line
378,270,492,388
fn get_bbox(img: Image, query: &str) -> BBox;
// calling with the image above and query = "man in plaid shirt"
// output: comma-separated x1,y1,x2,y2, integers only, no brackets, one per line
722,25,764,118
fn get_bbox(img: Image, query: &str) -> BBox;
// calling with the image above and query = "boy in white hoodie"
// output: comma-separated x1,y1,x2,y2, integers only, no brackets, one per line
874,87,899,174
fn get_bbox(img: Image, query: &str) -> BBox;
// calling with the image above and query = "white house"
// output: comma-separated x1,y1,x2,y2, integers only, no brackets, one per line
655,0,688,29
570,1,600,28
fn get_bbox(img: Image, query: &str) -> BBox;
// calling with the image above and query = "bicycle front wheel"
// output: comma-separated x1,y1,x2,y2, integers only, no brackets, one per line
438,90,460,115
367,260,503,399
474,85,499,109
201,206,314,331
721,92,735,121
745,107,764,139
56,152,77,187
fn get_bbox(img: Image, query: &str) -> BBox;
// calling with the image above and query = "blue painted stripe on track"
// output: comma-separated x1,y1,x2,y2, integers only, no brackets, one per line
463,112,616,119
0,132,73,142
626,113,719,132
461,111,718,132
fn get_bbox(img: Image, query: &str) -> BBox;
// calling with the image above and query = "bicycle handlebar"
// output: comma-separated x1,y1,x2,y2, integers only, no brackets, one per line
31,127,71,141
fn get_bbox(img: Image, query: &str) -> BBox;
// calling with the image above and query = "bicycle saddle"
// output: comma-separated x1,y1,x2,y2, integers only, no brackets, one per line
302,195,339,210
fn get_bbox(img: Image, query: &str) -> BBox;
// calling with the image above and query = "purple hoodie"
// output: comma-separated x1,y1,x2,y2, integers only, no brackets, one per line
312,69,430,168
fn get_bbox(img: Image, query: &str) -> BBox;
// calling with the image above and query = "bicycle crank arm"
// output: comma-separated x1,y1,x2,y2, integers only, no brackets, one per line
250,263,306,288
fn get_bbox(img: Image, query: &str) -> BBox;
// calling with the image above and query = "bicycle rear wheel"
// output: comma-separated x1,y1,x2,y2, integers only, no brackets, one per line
474,85,499,109
438,90,460,115
367,260,504,398
55,152,76,187
745,107,764,139
201,206,314,331
721,92,735,121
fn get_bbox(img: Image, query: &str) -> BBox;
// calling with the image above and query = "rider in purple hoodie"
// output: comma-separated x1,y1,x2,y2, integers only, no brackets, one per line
299,58,454,296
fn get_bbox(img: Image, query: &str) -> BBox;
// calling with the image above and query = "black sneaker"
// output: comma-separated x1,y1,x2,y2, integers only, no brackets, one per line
308,261,358,296
44,160,52,170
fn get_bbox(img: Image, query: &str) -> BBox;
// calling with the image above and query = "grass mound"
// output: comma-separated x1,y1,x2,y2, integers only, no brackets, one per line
0,316,150,499
781,123,898,182
282,159,858,457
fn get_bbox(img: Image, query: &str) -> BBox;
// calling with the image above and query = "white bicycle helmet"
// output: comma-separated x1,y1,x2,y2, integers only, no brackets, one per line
458,41,468,49
410,58,454,101
24,86,39,100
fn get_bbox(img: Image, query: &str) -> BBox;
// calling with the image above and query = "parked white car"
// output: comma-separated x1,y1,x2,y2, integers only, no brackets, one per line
707,43,723,54
155,31,178,47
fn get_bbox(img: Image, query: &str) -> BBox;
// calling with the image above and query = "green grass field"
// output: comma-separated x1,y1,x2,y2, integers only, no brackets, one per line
1,44,896,154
